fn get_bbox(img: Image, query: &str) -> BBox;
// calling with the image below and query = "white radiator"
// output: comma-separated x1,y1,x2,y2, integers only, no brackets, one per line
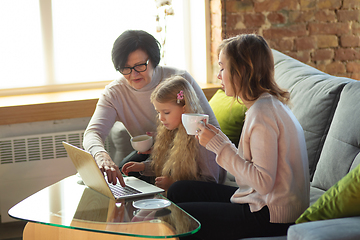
0,130,104,222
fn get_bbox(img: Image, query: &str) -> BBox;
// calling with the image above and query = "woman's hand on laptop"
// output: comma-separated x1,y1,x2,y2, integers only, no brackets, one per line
94,151,126,187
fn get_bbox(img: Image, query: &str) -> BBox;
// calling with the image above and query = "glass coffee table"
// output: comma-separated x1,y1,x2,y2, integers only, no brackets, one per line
8,175,200,239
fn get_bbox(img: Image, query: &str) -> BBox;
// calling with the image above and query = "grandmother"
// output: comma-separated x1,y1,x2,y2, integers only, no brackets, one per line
83,30,219,186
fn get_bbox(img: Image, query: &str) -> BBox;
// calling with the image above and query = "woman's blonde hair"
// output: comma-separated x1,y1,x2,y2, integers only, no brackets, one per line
218,34,290,104
150,75,204,181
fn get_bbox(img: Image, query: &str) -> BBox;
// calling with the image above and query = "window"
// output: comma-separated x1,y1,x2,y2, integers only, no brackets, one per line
0,0,208,94
0,1,46,89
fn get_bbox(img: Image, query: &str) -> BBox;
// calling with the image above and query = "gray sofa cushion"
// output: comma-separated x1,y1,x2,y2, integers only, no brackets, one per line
309,185,326,206
312,82,360,191
107,121,132,166
272,49,352,180
288,216,360,240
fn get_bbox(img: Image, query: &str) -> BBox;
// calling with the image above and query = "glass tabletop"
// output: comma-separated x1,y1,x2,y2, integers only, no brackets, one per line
8,175,200,238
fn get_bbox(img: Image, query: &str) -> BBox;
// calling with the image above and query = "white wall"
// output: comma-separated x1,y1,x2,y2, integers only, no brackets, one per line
0,117,91,139
0,117,90,222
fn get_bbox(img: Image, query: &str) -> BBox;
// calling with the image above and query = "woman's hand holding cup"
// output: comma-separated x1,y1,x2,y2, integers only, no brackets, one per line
195,119,219,147
182,113,209,135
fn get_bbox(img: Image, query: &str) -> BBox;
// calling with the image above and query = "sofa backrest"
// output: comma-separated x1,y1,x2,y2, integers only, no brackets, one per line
272,49,353,180
311,81,360,190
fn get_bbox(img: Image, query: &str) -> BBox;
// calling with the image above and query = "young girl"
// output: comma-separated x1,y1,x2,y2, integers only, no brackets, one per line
166,34,310,240
122,76,226,191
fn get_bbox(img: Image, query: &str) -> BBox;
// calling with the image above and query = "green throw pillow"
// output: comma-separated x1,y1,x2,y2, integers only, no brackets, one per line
208,89,247,145
296,163,360,224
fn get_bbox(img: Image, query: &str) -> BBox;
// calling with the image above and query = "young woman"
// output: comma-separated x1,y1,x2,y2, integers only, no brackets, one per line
122,76,226,191
82,30,219,186
166,34,310,239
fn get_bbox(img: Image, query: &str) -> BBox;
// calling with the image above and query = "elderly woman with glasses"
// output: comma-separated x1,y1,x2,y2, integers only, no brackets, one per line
83,30,219,187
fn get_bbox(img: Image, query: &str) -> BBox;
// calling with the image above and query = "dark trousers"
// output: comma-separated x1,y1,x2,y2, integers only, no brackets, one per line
119,150,154,184
167,181,293,240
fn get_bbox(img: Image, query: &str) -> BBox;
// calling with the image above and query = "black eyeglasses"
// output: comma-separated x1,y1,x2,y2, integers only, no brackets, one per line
117,60,149,75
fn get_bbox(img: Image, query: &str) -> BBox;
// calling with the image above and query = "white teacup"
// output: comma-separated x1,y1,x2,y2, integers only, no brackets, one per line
182,113,209,135
130,134,153,152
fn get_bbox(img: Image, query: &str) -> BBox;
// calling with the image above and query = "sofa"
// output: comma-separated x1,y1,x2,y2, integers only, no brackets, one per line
106,49,360,240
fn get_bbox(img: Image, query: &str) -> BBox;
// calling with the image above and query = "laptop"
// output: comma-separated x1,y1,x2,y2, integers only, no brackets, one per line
62,141,164,200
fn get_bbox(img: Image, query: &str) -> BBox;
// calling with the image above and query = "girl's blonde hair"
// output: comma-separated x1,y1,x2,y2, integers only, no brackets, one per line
150,75,204,181
218,34,290,104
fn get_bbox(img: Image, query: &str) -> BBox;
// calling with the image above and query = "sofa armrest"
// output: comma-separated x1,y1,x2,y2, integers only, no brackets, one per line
288,216,360,240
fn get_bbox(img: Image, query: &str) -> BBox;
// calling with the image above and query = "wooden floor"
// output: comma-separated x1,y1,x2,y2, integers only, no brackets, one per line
0,219,26,240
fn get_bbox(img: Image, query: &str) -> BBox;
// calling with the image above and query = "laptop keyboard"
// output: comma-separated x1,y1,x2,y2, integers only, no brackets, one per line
108,183,141,198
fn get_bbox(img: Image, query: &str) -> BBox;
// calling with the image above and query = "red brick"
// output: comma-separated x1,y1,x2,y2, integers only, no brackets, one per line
211,54,220,69
211,27,222,47
317,0,342,9
347,61,360,72
226,14,245,29
289,10,315,23
226,0,253,13
268,38,294,51
287,50,311,63
211,26,222,40
254,0,298,12
263,24,307,39
315,10,336,22
350,73,360,80
312,49,334,61
244,13,266,28
343,0,360,9
316,35,338,48
316,63,327,72
308,61,317,68
309,22,351,35
211,40,221,57
296,36,316,50
336,73,352,78
337,10,360,22
210,0,222,13
267,12,287,24
211,12,222,28
300,0,316,10
340,35,360,47
334,48,358,61
352,23,360,34
325,61,346,74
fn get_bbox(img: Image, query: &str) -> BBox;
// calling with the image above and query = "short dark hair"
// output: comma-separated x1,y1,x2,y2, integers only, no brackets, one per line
112,30,161,70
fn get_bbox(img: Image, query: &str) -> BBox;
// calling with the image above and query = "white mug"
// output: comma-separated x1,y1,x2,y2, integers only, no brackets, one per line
182,113,209,135
130,134,153,152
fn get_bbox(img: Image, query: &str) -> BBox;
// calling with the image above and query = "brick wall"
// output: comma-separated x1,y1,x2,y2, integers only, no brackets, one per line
210,0,360,82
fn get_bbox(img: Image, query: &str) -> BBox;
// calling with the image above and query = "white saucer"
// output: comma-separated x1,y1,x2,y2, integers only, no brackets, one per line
133,199,171,210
